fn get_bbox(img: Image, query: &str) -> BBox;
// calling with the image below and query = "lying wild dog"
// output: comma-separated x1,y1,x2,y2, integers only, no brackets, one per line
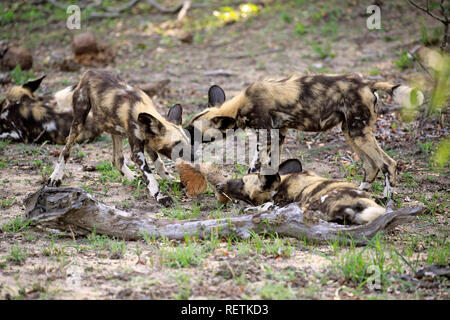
185,74,423,198
47,70,192,207
0,76,101,144
217,159,386,225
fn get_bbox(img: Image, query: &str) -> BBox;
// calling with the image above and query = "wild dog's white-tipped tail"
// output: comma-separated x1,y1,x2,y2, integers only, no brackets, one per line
54,85,75,110
355,206,386,224
392,85,424,109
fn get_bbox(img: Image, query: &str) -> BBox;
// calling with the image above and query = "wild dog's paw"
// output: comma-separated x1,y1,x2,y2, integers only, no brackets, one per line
46,178,61,187
244,202,276,213
247,164,260,174
156,194,173,207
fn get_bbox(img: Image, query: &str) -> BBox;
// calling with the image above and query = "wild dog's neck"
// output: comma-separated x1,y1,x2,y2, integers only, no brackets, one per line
216,91,247,118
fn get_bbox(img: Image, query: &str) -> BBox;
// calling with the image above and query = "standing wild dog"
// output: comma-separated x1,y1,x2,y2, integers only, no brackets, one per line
47,70,191,207
0,76,101,144
185,74,423,198
217,159,386,225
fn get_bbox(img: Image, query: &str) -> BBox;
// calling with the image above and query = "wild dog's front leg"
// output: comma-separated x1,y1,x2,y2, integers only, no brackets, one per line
352,131,397,198
343,131,379,191
112,135,136,181
243,202,277,213
248,144,261,174
130,141,173,207
146,148,174,181
248,129,286,174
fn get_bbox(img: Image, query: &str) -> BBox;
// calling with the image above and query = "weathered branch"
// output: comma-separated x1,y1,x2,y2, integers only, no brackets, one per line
24,187,425,245
146,0,184,13
223,47,285,59
408,0,446,23
407,0,449,51
46,0,189,19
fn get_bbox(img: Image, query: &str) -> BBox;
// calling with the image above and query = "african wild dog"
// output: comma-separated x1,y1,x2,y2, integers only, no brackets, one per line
47,70,192,207
217,159,386,225
185,74,423,198
0,76,101,144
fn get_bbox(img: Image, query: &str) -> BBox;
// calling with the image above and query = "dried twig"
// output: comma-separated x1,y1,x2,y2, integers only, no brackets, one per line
46,0,190,19
223,47,285,59
203,69,235,77
407,0,449,51
146,0,184,13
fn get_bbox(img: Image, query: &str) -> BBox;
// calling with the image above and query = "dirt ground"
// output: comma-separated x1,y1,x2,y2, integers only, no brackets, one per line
0,0,448,300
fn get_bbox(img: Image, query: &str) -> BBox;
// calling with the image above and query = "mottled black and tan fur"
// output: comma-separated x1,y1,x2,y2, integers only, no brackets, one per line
218,159,386,225
47,70,191,207
0,76,100,144
186,74,423,197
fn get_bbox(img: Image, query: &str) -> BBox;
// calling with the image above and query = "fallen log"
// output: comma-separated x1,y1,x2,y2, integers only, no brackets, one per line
24,187,425,244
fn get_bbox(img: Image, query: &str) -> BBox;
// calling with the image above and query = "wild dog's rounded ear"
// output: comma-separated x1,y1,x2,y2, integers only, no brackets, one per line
208,85,226,107
23,75,46,93
167,104,183,125
259,173,281,191
210,116,236,131
138,112,165,136
278,159,302,175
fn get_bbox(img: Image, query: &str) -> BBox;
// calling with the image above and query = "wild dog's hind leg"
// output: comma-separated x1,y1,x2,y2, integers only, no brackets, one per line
112,135,136,181
129,138,173,207
48,87,91,186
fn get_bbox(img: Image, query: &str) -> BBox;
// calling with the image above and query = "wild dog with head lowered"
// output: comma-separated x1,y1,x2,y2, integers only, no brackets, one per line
185,74,423,198
47,70,191,207
0,76,101,144
217,159,386,225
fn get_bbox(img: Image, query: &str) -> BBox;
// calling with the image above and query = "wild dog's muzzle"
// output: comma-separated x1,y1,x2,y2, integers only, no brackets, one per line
217,179,254,205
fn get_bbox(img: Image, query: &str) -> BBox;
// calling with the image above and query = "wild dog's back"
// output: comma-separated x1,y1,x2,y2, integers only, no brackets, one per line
273,170,385,225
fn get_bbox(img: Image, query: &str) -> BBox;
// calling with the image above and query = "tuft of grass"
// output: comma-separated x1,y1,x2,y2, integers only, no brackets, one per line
1,197,15,209
42,237,67,257
420,17,442,46
0,139,11,152
80,185,94,194
9,65,35,85
5,245,27,265
369,68,380,76
1,216,30,233
262,236,293,258
426,236,449,265
308,40,335,60
418,140,433,156
418,192,449,215
96,161,122,184
258,281,296,300
160,243,203,268
294,21,307,35
280,12,293,24
394,51,414,70
171,272,192,300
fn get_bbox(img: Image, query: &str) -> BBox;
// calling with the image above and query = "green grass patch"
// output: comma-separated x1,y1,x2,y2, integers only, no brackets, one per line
1,216,30,233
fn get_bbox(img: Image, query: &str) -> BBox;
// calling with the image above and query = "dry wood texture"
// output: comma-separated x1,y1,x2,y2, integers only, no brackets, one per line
24,187,425,245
